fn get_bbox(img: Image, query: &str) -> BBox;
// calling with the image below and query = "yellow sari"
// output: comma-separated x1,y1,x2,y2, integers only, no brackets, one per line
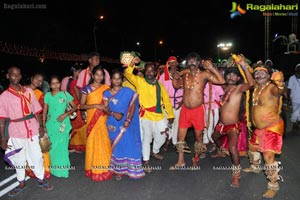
84,84,113,181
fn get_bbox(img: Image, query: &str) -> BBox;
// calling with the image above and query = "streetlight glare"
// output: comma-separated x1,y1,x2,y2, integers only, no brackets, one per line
154,40,164,62
217,42,233,51
217,41,233,62
93,15,105,51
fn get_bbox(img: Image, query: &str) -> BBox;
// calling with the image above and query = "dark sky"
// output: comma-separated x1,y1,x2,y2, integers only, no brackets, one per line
0,0,298,64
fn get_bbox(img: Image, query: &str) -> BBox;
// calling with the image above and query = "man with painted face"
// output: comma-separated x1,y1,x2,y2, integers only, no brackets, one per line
124,57,174,171
170,52,225,169
211,54,254,187
243,64,285,198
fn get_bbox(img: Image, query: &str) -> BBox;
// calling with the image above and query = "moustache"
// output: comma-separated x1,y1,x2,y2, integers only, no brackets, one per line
254,75,267,79
188,64,196,68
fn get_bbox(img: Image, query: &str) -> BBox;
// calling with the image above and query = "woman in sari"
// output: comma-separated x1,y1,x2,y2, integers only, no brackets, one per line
80,65,113,181
62,63,87,153
42,75,77,178
103,70,145,180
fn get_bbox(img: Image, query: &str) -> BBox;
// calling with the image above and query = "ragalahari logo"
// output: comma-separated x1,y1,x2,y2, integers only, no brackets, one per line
230,2,247,19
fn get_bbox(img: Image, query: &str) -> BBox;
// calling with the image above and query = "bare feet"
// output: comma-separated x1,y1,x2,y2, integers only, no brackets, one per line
169,163,186,170
231,175,240,188
143,161,152,173
192,156,199,166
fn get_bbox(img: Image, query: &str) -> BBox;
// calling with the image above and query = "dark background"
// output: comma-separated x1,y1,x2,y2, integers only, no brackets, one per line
0,0,299,82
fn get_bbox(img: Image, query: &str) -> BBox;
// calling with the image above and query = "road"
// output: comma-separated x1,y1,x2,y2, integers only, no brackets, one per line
1,110,300,200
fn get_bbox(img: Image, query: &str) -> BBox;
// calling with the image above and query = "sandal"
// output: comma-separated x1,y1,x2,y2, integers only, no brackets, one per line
37,179,54,191
151,153,164,160
8,186,26,197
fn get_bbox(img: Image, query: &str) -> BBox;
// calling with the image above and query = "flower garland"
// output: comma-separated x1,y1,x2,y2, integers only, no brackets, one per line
185,70,201,89
220,86,236,106
252,81,271,106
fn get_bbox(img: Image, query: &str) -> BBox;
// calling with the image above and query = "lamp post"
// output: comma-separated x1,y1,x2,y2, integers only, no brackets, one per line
136,42,141,53
217,42,232,62
154,40,163,62
93,15,104,52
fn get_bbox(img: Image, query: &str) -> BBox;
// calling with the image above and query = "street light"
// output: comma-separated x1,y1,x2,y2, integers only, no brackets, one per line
154,40,164,62
136,42,142,54
217,42,232,62
93,15,104,52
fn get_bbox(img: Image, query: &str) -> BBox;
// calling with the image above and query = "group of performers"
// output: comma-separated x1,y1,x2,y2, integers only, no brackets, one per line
0,51,286,198
166,53,284,198
150,52,284,198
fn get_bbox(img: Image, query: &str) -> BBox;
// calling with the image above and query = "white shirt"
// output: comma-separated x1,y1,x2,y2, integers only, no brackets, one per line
287,75,300,103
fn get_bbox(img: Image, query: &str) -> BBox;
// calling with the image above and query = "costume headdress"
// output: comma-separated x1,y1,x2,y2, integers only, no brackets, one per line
164,56,178,81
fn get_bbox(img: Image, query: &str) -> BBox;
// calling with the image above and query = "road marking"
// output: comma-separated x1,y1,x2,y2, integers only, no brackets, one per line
0,174,17,187
0,174,30,197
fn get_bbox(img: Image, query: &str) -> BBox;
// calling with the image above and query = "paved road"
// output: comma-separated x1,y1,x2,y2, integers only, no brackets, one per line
1,116,300,200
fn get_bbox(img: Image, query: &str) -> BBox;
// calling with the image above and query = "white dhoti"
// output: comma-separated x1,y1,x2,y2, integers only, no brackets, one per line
169,107,181,145
140,118,168,161
4,134,44,181
291,102,300,123
203,108,219,144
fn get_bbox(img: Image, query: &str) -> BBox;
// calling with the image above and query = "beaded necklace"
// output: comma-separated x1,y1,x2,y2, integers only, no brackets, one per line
220,86,236,106
185,70,200,89
252,81,271,106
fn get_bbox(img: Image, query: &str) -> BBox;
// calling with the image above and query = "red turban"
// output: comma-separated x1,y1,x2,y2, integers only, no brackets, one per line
163,56,178,81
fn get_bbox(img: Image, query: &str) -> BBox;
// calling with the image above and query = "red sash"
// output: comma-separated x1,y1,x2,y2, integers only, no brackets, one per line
82,68,90,88
86,109,104,138
139,106,156,117
8,85,32,116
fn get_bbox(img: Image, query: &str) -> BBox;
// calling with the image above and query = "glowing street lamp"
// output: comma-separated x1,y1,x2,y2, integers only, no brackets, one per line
136,42,142,53
217,42,232,62
154,40,164,62
217,42,232,51
93,15,105,52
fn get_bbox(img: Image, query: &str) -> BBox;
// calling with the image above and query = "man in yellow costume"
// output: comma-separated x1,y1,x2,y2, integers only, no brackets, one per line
124,56,174,171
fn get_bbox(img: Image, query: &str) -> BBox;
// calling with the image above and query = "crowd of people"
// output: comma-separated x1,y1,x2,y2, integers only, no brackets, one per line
0,50,299,199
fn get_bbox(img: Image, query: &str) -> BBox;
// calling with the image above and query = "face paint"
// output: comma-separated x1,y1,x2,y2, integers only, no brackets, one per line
254,70,267,78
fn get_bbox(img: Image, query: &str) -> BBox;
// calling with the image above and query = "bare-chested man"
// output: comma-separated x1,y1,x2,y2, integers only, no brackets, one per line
170,52,225,169
243,64,285,198
212,54,254,187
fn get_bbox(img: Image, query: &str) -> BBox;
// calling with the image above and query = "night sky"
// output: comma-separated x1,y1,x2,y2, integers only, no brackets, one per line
0,0,298,65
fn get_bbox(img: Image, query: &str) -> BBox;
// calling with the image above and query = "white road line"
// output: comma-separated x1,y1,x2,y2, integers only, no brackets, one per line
0,175,30,197
0,174,17,187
